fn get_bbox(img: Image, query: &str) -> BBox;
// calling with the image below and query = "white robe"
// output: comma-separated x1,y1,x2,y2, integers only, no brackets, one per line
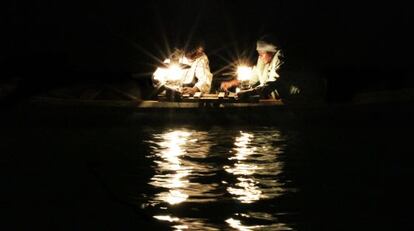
247,50,284,98
153,54,213,94
249,50,284,87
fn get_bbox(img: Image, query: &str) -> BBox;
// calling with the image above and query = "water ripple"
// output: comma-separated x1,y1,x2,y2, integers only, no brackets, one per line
143,127,295,230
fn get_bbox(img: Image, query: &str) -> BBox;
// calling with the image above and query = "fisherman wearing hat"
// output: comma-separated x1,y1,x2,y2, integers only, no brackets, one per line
221,35,299,99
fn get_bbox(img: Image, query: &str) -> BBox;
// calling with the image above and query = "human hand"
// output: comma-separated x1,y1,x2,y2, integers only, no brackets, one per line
182,87,198,95
221,79,240,91
220,81,233,91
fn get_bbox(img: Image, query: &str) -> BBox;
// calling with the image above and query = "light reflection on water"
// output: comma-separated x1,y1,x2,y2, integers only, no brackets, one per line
149,130,193,205
144,127,295,230
225,131,287,203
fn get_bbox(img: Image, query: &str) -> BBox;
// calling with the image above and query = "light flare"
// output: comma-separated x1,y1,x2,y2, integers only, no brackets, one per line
237,66,253,81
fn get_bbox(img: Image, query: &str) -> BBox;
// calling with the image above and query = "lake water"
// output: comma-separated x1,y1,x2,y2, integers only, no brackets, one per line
140,127,296,230
3,102,413,230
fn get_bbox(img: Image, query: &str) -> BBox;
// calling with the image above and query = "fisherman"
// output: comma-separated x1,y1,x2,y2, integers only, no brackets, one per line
153,40,213,95
220,34,300,99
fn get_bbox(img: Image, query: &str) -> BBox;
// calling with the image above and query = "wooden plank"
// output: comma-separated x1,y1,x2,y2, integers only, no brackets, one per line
30,95,284,110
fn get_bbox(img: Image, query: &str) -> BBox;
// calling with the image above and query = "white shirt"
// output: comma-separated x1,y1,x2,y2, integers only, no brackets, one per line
153,53,213,93
249,50,284,87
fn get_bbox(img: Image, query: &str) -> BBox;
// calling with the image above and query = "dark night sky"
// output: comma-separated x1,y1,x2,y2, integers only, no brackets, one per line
1,0,412,100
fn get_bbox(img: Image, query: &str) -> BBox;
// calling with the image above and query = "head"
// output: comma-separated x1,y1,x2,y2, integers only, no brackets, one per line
170,48,185,64
257,50,275,64
184,40,205,60
256,35,279,64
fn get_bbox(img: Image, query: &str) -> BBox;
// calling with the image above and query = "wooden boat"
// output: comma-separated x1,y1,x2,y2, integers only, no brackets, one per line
29,92,289,109
25,86,414,125
27,92,317,124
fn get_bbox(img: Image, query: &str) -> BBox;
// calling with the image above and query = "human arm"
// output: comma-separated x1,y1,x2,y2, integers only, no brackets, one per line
193,56,213,93
267,50,285,81
220,79,240,91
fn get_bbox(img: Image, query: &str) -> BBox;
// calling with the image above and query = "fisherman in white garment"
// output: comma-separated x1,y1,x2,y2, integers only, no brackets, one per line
221,35,299,99
153,42,213,95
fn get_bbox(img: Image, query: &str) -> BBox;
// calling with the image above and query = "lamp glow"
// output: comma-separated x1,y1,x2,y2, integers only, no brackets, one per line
166,64,182,81
237,66,252,81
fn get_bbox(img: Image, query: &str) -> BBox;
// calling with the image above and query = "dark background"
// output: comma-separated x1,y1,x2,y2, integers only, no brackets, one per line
1,0,412,102
2,1,413,230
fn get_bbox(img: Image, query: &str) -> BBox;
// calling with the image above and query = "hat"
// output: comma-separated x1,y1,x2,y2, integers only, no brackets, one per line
256,40,277,53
